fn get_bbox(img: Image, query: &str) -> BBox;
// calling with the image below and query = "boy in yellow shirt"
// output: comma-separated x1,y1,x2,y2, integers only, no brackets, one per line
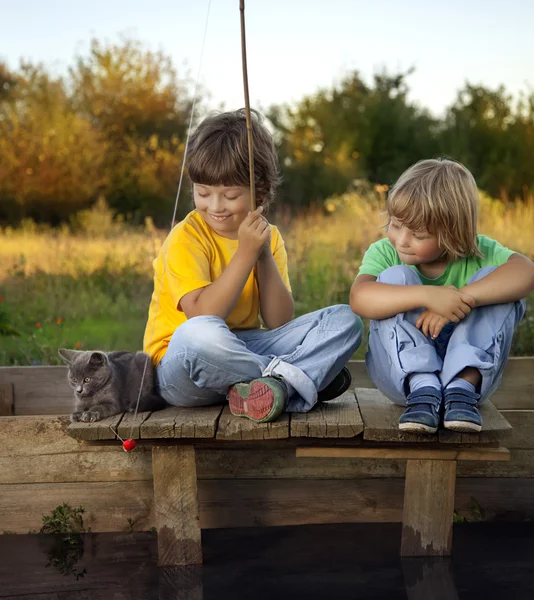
144,109,362,422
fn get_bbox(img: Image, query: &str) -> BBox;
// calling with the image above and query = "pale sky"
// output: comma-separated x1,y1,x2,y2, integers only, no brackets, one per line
2,0,533,116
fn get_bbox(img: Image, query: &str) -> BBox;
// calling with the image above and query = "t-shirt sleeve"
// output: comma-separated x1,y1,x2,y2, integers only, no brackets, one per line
272,227,292,293
163,229,212,309
358,239,399,278
477,235,515,267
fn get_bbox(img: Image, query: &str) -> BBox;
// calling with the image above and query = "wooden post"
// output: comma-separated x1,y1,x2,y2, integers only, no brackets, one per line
152,445,202,566
159,565,203,600
0,384,14,416
402,558,459,600
401,459,456,556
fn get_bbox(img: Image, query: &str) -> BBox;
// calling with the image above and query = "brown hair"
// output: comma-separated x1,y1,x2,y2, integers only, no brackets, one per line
187,109,280,210
387,158,482,260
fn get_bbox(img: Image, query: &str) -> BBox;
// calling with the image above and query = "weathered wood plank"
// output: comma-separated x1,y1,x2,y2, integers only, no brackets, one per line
290,391,364,438
0,365,72,415
152,446,202,566
0,383,14,416
355,388,435,443
501,410,534,448
174,405,224,438
216,406,289,440
439,401,512,444
0,450,153,484
348,358,534,410
67,413,124,441
1,478,534,534
0,416,111,456
401,460,456,556
2,358,533,416
296,446,510,462
117,411,152,439
139,405,222,439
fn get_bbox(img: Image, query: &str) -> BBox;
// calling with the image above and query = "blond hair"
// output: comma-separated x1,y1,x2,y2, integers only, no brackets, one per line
387,158,481,260
187,109,280,211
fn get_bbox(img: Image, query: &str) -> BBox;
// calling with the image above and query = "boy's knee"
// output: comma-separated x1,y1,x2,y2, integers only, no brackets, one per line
172,315,229,354
377,265,421,286
467,266,498,284
326,304,364,336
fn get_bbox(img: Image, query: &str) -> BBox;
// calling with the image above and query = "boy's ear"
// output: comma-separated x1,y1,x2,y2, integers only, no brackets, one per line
58,348,83,364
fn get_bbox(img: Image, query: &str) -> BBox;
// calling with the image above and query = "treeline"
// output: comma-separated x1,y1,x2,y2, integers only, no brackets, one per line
1,39,533,226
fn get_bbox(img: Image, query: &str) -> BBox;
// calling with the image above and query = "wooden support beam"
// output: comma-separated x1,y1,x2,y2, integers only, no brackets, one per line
152,445,202,566
296,446,511,462
401,460,456,556
0,384,14,416
402,558,459,600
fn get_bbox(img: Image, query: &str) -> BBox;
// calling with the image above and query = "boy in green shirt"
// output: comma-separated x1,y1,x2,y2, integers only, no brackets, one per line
351,158,534,434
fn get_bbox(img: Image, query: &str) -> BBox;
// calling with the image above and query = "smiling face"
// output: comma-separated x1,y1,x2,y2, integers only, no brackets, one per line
387,216,444,267
193,183,251,239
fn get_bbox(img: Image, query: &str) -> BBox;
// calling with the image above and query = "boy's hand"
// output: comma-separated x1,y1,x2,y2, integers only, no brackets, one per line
238,206,271,257
416,310,450,339
422,286,476,323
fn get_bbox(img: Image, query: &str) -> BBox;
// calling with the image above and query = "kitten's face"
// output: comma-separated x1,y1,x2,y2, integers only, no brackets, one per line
59,350,111,398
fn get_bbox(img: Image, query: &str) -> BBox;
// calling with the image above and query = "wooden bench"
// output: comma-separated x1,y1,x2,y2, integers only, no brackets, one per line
65,384,512,566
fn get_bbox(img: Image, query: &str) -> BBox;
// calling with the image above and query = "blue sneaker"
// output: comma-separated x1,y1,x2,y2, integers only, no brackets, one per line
443,387,482,433
399,386,442,434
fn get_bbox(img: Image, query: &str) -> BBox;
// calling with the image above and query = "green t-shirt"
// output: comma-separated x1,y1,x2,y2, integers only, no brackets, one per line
358,234,515,287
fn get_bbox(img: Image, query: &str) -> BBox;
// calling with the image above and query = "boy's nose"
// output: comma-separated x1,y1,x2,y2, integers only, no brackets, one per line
209,196,224,212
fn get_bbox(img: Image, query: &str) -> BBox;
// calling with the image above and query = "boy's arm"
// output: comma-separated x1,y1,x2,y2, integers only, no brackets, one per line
350,275,475,321
180,246,258,319
255,247,294,329
460,253,534,306
181,209,269,320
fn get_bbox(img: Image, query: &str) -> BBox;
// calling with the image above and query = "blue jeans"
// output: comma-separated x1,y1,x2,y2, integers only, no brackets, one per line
366,266,526,405
156,305,363,413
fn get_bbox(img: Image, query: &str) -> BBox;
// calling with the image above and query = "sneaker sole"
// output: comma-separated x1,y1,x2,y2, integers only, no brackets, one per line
399,422,438,434
444,420,482,433
228,382,279,422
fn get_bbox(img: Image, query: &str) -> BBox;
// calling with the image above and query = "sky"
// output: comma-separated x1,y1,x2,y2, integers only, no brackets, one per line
2,0,533,117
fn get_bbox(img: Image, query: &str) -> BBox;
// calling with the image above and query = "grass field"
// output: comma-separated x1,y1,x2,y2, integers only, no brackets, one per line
2,191,534,366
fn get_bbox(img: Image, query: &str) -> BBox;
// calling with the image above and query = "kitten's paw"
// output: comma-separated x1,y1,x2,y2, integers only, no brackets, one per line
70,412,83,422
81,410,101,422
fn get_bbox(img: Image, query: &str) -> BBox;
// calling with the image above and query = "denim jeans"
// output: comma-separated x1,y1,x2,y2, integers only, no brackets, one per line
156,304,363,413
366,265,526,405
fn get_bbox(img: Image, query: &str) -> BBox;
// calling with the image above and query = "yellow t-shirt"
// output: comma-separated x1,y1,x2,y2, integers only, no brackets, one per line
144,210,292,365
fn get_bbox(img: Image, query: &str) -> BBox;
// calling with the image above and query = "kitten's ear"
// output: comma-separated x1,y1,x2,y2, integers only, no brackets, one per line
89,352,108,367
58,348,82,365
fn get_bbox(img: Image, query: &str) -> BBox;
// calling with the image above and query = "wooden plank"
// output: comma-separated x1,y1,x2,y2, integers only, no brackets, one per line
174,405,224,438
290,390,364,438
501,410,534,448
0,450,153,484
0,383,14,415
152,445,202,566
2,358,532,416
139,406,222,439
216,406,289,440
117,411,152,439
401,459,456,556
0,416,112,456
67,413,124,441
348,358,534,410
439,401,512,444
355,388,435,443
2,478,534,534
402,558,459,600
0,365,72,415
296,446,510,462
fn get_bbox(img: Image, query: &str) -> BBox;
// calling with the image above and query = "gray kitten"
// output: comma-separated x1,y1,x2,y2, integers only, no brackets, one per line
58,349,167,422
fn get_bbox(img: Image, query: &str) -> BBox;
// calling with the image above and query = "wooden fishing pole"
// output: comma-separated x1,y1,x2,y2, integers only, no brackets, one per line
239,0,256,211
